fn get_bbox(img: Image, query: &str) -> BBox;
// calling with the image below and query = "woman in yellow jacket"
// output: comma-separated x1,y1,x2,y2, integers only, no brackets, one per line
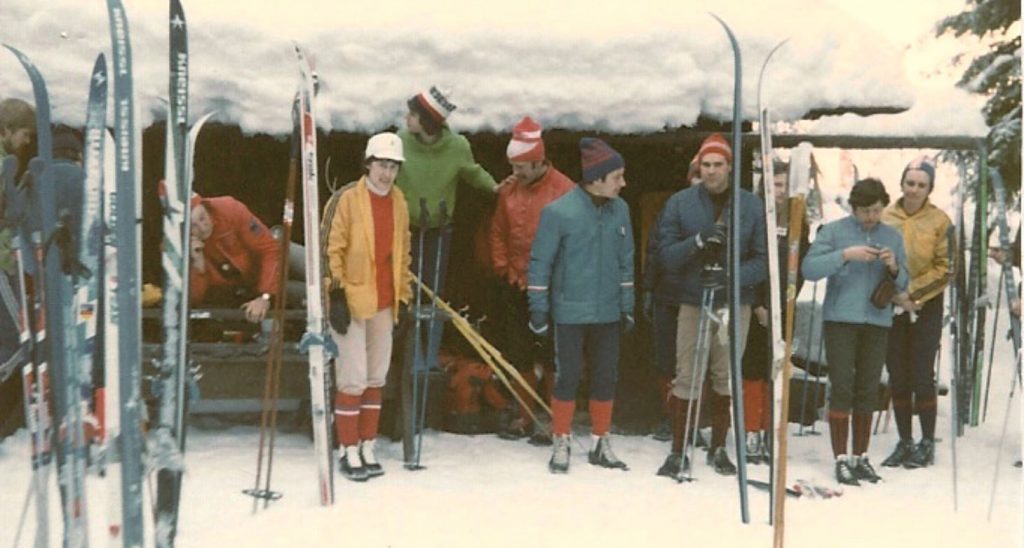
322,132,412,482
880,157,951,469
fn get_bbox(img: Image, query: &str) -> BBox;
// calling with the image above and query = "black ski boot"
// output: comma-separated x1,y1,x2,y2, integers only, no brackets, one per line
340,446,369,482
589,436,629,470
852,455,881,483
657,452,685,479
835,457,860,486
497,418,532,441
707,446,737,475
904,438,934,469
881,439,915,467
360,439,384,478
528,430,553,447
549,435,571,474
652,417,672,442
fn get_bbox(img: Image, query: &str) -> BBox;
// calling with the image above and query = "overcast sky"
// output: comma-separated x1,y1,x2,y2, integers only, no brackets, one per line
0,0,986,136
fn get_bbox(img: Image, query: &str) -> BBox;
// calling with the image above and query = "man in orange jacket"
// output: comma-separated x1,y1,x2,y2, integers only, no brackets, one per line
489,116,574,444
189,193,280,323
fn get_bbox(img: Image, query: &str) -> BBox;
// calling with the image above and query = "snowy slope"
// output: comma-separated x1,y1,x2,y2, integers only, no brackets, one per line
1,282,1020,548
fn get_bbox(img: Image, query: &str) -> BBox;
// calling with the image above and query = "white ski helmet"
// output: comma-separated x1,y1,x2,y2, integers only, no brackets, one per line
364,132,405,163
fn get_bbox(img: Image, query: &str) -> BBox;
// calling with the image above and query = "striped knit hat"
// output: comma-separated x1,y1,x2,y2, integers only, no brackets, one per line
506,116,545,162
580,137,624,183
696,133,732,164
901,156,935,189
412,85,457,124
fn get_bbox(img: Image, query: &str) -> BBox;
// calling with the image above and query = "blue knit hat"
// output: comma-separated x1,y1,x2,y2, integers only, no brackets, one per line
580,137,624,183
900,156,935,189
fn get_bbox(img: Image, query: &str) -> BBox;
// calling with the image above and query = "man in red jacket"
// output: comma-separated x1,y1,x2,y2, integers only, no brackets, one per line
189,192,280,323
489,116,574,444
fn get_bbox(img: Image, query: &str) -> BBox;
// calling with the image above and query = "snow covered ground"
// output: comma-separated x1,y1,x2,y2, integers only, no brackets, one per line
1,296,1021,548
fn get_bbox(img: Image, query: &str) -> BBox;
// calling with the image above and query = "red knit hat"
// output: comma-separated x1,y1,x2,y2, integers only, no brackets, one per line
412,85,457,124
506,116,545,162
697,133,732,164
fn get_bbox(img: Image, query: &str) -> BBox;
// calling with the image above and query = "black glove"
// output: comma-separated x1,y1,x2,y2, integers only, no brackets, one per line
528,311,550,338
696,223,727,249
620,313,635,335
329,288,351,335
700,264,727,289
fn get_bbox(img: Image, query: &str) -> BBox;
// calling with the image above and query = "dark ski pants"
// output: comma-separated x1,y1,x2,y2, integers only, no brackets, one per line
498,282,554,424
410,225,452,371
885,295,943,440
652,301,680,378
824,321,889,414
552,322,620,402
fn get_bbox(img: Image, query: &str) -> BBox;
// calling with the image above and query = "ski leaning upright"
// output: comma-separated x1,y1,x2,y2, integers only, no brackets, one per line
710,12,749,524
5,42,92,548
106,0,147,544
153,0,191,544
772,142,813,548
295,43,336,506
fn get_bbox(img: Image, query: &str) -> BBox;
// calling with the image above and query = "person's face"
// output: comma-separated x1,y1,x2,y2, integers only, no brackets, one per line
405,110,424,135
700,152,730,194
772,172,787,207
511,160,546,185
588,168,627,199
191,203,213,241
367,159,401,189
900,169,931,206
853,200,885,230
2,127,33,155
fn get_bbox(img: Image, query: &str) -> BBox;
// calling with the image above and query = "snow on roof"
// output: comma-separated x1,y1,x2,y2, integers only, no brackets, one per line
0,0,981,137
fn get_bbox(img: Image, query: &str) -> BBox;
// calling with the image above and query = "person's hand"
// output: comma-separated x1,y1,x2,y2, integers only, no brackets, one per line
696,223,727,249
190,236,206,272
621,313,635,335
528,311,549,337
329,288,351,335
495,174,516,192
877,246,898,273
241,295,270,323
1011,298,1020,318
843,245,880,263
754,306,768,327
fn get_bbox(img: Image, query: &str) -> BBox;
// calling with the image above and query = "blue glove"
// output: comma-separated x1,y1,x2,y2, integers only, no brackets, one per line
528,312,549,337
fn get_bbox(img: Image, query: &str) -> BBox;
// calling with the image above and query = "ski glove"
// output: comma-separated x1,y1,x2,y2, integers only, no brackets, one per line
329,288,351,335
621,313,635,335
695,223,727,249
528,312,550,337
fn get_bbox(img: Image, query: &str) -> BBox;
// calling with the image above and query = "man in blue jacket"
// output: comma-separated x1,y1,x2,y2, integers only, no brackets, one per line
527,137,635,474
654,134,767,479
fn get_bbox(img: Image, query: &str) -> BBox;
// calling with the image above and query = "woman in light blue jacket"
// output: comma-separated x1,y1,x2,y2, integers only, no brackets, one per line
802,178,908,487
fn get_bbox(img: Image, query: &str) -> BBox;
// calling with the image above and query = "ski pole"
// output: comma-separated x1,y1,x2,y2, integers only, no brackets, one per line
981,269,1004,422
404,200,428,468
986,349,1022,521
413,201,449,469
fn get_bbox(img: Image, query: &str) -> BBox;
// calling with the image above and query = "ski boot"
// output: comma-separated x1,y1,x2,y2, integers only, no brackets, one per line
745,432,764,464
904,438,934,469
340,445,369,482
881,439,914,467
835,457,860,486
549,435,571,474
360,439,384,478
528,429,553,447
589,436,629,470
851,455,881,483
656,452,689,480
707,446,737,475
497,417,532,441
651,417,672,442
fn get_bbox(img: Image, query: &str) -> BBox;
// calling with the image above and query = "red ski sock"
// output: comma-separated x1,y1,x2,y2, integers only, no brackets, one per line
710,392,731,448
333,391,361,448
852,412,873,456
670,396,693,454
589,399,613,437
358,387,383,441
551,398,575,436
828,409,850,458
743,379,766,433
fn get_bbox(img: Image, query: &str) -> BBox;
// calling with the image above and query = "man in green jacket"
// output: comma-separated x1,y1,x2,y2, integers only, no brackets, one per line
396,86,497,373
527,137,635,474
